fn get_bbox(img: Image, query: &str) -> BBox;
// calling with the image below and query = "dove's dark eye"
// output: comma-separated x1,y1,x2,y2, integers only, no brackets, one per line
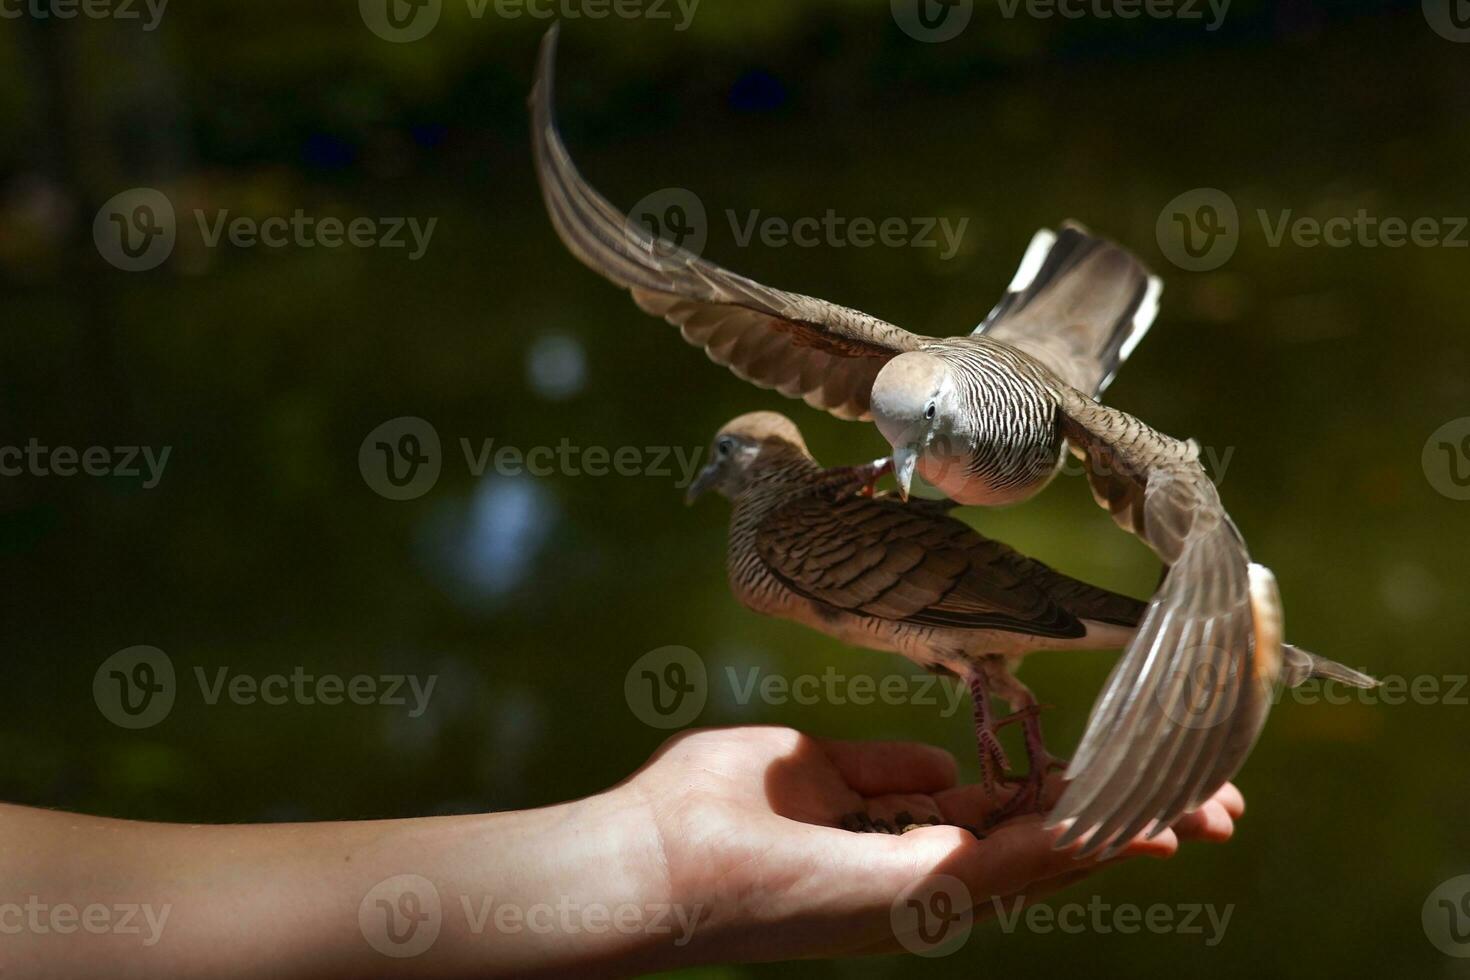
924,403,936,421
717,438,734,457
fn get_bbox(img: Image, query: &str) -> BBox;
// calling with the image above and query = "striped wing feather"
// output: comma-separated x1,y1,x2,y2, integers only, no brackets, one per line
756,490,1133,639
1047,389,1283,857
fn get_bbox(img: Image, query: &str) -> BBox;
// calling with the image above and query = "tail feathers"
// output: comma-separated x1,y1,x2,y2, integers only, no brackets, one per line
1282,644,1380,690
976,221,1161,398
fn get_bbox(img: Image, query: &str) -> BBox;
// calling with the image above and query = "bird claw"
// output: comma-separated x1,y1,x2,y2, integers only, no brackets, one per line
984,769,1051,829
979,698,1066,819
826,457,894,499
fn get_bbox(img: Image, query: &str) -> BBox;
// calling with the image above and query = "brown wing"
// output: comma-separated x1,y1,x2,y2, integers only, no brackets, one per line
531,26,925,421
756,489,1108,639
1046,389,1287,857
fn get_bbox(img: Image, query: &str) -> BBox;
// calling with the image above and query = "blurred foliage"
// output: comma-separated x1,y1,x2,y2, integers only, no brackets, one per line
2,1,1469,977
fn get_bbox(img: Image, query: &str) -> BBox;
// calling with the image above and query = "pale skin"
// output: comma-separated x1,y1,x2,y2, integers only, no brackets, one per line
0,726,1242,977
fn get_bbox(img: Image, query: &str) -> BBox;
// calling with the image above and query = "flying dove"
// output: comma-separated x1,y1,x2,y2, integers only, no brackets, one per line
531,27,1374,855
687,412,1378,840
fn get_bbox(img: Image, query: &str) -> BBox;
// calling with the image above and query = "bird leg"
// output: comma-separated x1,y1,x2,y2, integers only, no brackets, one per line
981,666,1068,827
968,672,1012,797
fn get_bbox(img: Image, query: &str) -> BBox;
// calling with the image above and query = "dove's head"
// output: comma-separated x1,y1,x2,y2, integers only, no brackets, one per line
685,412,811,504
870,352,960,500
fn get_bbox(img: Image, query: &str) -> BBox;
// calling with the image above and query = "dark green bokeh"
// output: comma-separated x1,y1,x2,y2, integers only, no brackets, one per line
2,1,1467,975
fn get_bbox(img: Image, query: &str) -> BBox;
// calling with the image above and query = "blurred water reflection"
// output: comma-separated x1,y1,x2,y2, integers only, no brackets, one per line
421,477,557,605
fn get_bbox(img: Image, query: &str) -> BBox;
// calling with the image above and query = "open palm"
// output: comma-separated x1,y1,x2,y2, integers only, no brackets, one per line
622,726,1243,964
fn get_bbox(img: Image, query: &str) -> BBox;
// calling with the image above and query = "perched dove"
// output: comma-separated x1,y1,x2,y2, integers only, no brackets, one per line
687,412,1377,835
532,27,1374,854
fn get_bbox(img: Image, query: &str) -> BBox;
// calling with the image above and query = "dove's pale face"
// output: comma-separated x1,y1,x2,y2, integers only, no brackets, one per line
870,352,963,500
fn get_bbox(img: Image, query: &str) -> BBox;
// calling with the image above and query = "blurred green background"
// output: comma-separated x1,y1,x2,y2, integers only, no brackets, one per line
2,0,1468,975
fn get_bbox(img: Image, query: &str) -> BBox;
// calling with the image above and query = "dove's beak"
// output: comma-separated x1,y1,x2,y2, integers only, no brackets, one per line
685,462,721,505
892,445,919,502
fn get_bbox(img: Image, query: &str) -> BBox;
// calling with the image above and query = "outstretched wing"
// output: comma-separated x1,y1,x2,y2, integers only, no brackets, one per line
757,489,1110,639
978,224,1161,398
1045,389,1286,857
531,26,925,420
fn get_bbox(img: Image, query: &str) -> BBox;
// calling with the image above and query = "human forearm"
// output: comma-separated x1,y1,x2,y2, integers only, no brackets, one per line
0,789,676,979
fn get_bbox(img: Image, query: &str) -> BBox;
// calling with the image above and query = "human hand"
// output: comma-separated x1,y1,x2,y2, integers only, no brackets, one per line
0,725,1243,979
616,725,1243,966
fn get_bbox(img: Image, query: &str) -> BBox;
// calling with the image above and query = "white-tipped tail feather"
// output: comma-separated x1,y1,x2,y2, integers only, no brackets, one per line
977,222,1162,398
